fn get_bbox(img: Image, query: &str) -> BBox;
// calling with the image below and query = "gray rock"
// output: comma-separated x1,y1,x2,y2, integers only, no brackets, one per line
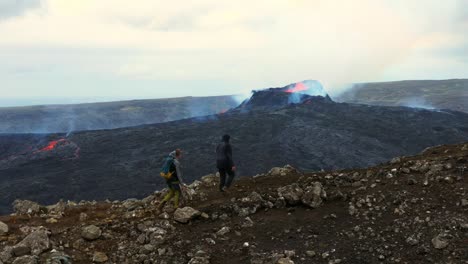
0,246,13,262
12,200,42,215
216,227,231,236
12,246,30,257
44,251,72,264
461,199,468,207
12,256,38,264
174,207,201,223
81,225,102,241
407,176,417,185
188,256,210,264
15,227,50,255
79,212,88,221
302,182,326,208
306,251,316,257
92,251,108,263
278,184,303,205
406,236,419,246
431,235,449,249
0,221,8,235
277,258,294,264
242,217,254,228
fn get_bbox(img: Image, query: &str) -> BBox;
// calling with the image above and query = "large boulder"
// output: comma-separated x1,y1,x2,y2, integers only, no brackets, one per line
12,256,38,264
0,221,8,235
81,225,102,241
301,182,327,208
174,207,201,223
12,200,42,215
277,184,303,205
15,227,50,256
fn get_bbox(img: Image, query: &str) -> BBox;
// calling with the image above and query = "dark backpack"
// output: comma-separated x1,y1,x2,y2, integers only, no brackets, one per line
160,156,174,180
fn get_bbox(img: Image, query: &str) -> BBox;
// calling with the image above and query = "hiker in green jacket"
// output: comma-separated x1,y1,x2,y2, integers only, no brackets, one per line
158,149,186,210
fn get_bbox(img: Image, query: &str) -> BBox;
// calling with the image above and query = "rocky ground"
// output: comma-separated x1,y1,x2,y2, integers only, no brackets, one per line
0,142,467,264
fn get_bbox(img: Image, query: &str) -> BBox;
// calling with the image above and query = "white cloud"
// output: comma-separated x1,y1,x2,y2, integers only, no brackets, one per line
0,0,467,99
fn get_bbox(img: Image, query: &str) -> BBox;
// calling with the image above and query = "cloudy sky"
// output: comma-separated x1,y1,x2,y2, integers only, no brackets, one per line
0,0,467,106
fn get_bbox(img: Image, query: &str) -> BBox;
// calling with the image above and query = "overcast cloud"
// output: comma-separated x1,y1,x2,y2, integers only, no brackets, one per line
0,0,467,105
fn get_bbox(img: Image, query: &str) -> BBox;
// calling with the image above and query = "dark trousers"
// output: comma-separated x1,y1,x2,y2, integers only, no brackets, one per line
219,168,235,190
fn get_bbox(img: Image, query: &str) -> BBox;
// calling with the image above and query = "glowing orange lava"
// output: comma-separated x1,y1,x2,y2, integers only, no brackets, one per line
286,82,309,93
39,139,65,152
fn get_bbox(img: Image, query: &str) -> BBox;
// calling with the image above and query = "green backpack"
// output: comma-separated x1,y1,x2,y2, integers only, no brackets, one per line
160,156,174,180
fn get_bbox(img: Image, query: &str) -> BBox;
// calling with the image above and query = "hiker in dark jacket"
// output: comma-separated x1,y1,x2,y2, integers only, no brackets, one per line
216,134,236,192
158,149,185,210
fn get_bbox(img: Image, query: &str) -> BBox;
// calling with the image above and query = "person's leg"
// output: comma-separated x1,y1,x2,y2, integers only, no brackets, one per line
158,187,174,209
219,169,227,191
173,190,180,208
225,169,236,188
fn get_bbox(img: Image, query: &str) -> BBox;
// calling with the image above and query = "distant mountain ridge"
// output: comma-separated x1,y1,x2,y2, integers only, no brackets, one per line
0,96,239,134
336,79,468,113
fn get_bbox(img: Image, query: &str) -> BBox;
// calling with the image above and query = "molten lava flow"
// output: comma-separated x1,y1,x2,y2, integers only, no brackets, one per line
38,139,66,152
286,82,309,93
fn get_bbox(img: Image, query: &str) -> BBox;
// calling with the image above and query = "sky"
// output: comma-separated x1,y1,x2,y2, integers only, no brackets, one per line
0,0,467,106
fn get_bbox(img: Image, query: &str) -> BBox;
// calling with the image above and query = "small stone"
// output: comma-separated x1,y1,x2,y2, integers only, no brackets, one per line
461,199,468,207
216,227,231,236
92,251,108,263
407,176,417,185
174,207,201,223
306,251,316,257
277,258,294,264
159,212,170,219
12,256,38,264
406,236,419,246
200,213,209,219
79,213,88,221
46,218,58,224
431,235,449,249
81,225,102,241
0,221,8,235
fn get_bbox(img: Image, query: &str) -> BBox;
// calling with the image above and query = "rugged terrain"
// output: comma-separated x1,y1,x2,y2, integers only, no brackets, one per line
336,79,468,113
0,96,238,134
0,142,467,263
1,83,468,214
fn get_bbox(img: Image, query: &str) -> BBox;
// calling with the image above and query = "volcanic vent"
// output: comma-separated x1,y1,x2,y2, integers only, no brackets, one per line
234,80,333,112
0,136,80,170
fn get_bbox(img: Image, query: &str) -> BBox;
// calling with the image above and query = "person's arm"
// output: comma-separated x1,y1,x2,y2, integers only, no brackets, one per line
174,159,185,185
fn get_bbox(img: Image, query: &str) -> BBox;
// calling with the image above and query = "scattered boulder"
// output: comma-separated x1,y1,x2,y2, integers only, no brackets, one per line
431,235,449,249
461,199,468,207
277,258,294,264
12,200,42,215
92,252,108,263
174,207,201,223
43,251,72,264
12,256,38,264
15,227,50,255
216,227,231,236
81,225,102,241
0,221,8,235
278,184,303,205
188,256,210,264
302,182,327,208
